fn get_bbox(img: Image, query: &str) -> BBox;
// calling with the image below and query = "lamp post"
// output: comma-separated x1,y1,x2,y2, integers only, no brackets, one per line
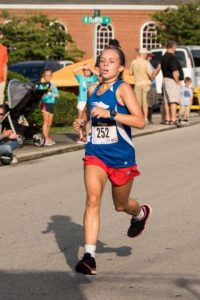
93,9,100,61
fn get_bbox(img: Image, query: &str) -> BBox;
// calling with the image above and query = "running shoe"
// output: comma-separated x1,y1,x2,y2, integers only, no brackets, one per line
127,204,152,238
75,253,97,275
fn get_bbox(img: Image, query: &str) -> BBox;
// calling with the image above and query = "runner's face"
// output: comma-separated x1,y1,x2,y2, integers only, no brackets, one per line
99,49,124,81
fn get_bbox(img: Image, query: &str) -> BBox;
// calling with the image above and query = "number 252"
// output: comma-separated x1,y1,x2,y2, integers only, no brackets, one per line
97,127,109,138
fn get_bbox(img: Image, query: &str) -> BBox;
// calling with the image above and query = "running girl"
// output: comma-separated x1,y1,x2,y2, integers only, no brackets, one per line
73,45,152,275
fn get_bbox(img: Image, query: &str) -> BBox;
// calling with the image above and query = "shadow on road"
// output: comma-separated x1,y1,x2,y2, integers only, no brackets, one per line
42,215,132,274
0,270,86,300
0,270,199,300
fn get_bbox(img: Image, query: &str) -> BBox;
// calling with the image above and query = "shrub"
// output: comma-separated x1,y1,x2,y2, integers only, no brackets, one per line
53,90,77,126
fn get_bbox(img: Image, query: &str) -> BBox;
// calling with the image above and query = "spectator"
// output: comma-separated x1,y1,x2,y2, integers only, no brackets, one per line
40,69,59,146
0,104,19,165
73,64,99,144
146,53,158,124
0,28,8,105
129,48,157,124
178,77,193,126
161,40,184,125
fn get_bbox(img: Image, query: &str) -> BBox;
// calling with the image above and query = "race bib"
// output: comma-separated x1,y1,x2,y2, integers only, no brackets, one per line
92,125,118,144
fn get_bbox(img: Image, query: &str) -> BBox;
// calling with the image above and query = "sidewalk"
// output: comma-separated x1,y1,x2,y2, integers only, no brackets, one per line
15,112,200,163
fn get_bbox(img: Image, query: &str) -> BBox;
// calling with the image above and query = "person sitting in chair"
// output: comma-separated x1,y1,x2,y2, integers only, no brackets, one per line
0,104,19,165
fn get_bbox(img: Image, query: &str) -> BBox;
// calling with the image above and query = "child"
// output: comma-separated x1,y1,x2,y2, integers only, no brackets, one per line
73,64,99,144
73,45,152,275
178,77,193,126
40,69,59,146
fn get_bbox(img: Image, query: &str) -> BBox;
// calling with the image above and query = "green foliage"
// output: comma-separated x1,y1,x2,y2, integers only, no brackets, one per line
7,70,29,83
27,103,43,128
26,91,77,128
26,90,77,128
53,90,77,126
0,11,84,63
153,1,200,45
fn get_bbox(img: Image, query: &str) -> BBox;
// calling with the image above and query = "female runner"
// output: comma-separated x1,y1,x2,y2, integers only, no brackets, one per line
73,45,152,275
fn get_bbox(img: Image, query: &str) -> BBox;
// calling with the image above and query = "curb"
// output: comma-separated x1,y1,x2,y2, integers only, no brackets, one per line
16,119,200,163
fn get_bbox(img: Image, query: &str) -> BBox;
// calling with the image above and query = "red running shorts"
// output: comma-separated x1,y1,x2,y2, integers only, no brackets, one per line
83,155,140,186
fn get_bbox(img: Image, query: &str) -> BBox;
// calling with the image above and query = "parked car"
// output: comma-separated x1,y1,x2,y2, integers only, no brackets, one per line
8,60,73,83
150,46,200,96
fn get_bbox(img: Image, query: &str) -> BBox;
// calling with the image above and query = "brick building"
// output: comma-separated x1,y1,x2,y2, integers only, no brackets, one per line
0,0,192,66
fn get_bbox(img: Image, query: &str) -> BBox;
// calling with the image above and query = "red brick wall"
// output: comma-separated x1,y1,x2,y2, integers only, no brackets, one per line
1,8,157,68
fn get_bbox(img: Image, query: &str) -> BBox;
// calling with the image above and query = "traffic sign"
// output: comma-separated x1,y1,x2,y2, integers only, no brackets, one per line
82,16,111,24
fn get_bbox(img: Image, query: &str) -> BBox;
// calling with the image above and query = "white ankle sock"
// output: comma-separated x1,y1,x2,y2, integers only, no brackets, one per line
85,244,96,258
133,207,145,221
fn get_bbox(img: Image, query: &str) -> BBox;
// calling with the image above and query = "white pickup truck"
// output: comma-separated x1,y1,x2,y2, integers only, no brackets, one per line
150,46,200,96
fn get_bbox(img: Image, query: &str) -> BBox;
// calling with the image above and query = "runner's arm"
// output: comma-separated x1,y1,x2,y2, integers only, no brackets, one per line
91,82,145,129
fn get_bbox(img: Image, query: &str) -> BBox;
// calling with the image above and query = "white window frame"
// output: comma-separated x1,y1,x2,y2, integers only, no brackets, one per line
50,20,67,33
140,22,161,50
94,23,114,60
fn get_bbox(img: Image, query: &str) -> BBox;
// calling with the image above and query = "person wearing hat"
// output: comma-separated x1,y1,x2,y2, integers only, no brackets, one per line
129,48,157,124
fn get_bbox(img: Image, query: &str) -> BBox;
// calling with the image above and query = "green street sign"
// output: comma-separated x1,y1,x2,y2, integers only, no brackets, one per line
82,16,111,25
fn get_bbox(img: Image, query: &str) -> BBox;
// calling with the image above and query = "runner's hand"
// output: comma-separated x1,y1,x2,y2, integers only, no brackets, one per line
73,119,86,131
91,108,110,119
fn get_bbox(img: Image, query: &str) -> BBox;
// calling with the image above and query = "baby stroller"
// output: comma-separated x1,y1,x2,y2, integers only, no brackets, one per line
2,79,51,147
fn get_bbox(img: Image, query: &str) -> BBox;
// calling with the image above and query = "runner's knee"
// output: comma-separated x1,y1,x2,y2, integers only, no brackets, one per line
86,194,100,210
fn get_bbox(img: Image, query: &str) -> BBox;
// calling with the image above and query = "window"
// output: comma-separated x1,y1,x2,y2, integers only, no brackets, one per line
95,24,114,60
141,22,160,50
191,49,200,67
50,20,67,33
175,51,187,68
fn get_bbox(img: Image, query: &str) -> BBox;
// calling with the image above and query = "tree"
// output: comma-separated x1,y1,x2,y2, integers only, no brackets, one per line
0,11,84,63
153,1,200,45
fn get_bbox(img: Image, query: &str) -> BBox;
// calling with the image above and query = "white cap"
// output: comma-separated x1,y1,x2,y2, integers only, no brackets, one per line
138,48,149,54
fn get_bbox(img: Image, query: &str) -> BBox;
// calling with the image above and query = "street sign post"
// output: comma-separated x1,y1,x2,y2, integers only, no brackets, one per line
82,16,111,25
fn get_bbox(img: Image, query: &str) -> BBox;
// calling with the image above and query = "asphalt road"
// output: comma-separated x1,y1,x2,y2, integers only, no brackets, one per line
0,124,200,300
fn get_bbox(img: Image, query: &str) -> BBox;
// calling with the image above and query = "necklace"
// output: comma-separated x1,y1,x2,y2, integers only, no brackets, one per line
100,79,117,92
101,79,117,84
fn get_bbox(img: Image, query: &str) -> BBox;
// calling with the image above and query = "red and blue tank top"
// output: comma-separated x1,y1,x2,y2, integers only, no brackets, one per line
85,80,136,168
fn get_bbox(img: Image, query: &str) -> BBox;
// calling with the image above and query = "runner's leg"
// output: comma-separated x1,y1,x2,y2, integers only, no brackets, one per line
84,165,108,245
112,179,141,216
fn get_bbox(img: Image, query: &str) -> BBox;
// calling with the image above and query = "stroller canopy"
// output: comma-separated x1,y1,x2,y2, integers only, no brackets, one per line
7,79,33,109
